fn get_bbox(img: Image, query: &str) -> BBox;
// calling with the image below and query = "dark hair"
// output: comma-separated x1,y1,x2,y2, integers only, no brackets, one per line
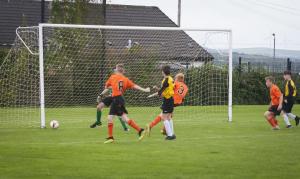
265,76,275,83
284,70,292,76
162,65,171,75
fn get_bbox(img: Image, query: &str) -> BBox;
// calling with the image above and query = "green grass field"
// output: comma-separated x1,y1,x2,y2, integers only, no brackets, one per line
1,105,300,179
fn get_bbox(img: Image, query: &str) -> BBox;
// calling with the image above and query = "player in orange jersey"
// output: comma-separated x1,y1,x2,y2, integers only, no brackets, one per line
100,64,150,144
264,76,283,130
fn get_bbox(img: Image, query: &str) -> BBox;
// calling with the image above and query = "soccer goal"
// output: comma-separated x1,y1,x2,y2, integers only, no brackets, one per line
0,24,232,128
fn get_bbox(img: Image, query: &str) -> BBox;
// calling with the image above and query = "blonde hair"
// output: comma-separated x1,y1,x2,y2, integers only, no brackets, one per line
175,73,185,82
265,76,275,83
116,64,125,73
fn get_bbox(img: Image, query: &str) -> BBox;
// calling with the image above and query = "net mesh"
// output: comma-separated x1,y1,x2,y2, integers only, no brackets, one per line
0,25,230,128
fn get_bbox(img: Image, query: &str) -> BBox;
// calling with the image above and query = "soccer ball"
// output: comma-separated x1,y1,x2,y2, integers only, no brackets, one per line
50,120,59,129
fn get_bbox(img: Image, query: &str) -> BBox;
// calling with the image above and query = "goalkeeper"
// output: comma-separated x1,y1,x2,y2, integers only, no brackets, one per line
90,88,129,132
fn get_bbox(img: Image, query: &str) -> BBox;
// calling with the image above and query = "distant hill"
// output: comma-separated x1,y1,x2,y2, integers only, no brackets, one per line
234,48,300,60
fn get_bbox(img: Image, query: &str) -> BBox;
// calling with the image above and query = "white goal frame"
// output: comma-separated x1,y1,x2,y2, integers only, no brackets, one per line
37,23,233,128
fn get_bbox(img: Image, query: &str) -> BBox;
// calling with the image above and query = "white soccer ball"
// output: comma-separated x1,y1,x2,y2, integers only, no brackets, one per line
50,120,59,129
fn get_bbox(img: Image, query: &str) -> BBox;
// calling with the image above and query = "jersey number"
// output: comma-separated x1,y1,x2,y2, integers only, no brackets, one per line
118,81,124,92
178,85,184,95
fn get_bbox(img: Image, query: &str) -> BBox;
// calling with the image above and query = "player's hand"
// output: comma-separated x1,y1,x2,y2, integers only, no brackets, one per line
284,99,288,103
97,96,101,103
277,105,282,111
153,86,159,90
144,87,150,93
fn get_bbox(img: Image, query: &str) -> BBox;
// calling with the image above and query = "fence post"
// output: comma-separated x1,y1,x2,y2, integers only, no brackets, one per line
238,57,242,74
287,58,292,71
247,62,251,73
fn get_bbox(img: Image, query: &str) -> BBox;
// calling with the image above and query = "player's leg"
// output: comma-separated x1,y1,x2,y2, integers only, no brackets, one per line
118,117,129,131
160,97,175,140
282,102,292,128
282,111,292,128
146,113,162,136
264,111,279,130
104,115,115,144
287,113,300,126
121,114,145,141
162,113,175,140
285,101,300,126
90,102,105,128
169,113,175,135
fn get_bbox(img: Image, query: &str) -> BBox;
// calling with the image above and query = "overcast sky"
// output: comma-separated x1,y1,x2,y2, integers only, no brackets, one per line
110,0,300,50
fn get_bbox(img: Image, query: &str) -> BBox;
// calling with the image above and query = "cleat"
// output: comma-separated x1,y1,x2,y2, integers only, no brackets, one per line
124,128,130,132
286,125,293,129
145,124,151,137
138,128,146,141
104,137,114,144
172,135,176,139
90,121,102,128
295,117,300,126
272,126,280,130
165,135,176,140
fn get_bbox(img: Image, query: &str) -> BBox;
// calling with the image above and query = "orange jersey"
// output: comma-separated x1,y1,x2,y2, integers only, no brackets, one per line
270,84,282,105
105,73,135,97
174,81,188,105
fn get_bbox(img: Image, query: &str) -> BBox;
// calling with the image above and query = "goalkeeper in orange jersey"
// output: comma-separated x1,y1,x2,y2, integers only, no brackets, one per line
146,72,188,136
100,64,150,144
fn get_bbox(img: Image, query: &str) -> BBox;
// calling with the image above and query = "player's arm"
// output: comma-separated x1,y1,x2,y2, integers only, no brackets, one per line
147,92,158,98
158,78,169,96
287,81,294,100
278,93,283,111
99,77,112,97
133,84,150,93
99,88,110,96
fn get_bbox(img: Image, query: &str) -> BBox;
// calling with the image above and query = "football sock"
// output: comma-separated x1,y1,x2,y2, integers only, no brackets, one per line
170,119,174,134
163,120,173,136
108,123,113,137
127,119,141,132
150,115,162,128
287,113,296,120
283,114,291,126
96,110,102,124
274,118,279,126
267,116,276,127
118,117,128,130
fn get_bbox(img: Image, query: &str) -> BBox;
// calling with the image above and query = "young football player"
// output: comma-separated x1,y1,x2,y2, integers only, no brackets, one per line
90,93,129,131
264,76,282,130
281,71,300,127
146,65,176,140
146,73,188,136
100,64,150,144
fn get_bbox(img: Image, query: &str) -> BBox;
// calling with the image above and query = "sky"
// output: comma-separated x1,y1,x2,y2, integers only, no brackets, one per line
109,0,300,50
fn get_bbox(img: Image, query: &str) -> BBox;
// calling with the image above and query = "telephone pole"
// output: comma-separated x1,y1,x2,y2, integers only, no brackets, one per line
272,33,276,60
177,0,181,27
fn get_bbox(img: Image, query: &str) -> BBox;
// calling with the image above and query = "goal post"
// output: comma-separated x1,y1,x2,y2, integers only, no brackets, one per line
0,23,232,128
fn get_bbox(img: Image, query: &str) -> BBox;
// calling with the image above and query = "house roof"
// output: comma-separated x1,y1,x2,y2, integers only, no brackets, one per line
0,0,213,61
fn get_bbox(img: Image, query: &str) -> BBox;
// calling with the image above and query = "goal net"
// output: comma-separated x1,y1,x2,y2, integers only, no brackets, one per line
0,24,232,128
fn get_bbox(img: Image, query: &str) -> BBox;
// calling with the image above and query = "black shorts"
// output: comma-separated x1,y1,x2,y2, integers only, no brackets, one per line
282,99,294,113
109,95,128,116
268,105,281,116
161,97,174,114
101,96,113,106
